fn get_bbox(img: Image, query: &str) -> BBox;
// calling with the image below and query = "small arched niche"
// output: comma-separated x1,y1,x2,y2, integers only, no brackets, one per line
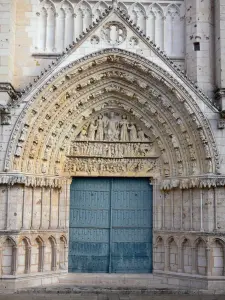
154,237,165,271
17,238,31,274
182,238,192,274
2,238,15,275
196,239,207,276
211,239,225,276
168,237,178,272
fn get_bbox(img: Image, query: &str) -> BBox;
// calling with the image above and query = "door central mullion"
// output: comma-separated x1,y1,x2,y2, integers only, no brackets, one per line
108,178,113,273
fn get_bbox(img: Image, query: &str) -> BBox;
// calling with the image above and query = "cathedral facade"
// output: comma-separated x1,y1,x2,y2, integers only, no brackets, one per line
0,0,225,291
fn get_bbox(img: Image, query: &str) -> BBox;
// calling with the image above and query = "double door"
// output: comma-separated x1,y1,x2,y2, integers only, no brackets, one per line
69,177,153,273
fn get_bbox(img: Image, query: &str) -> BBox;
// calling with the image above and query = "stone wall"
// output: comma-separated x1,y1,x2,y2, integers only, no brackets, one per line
0,0,15,83
185,0,215,97
155,186,225,233
0,0,185,90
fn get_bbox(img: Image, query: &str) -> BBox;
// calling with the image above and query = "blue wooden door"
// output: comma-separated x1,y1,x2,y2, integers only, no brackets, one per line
69,178,152,273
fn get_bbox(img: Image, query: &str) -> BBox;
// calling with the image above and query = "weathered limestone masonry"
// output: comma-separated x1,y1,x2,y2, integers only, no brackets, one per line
0,0,225,292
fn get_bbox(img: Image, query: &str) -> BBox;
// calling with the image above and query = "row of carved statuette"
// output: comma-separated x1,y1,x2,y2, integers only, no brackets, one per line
0,174,65,188
76,113,150,142
65,157,159,174
70,142,157,158
161,177,225,190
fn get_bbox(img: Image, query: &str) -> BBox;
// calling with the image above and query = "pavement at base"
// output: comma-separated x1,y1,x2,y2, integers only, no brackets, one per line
0,293,225,300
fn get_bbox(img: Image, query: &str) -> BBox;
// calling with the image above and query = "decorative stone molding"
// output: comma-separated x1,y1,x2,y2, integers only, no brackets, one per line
161,175,225,190
101,21,127,45
0,83,21,101
0,174,66,189
0,106,11,125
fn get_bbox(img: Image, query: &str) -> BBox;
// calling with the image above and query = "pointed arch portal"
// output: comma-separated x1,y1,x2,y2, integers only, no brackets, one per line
4,49,220,274
7,49,218,180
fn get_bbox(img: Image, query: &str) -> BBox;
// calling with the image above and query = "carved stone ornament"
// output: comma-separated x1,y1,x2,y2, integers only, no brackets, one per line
160,175,225,191
0,174,64,189
1,107,11,125
129,36,139,46
64,111,161,177
101,21,127,46
90,35,100,45
218,118,225,129
65,157,159,177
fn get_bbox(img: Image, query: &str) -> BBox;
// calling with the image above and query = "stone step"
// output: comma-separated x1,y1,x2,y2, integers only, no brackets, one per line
58,273,166,288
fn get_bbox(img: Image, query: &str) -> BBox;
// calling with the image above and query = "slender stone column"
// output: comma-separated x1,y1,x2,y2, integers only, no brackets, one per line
206,247,212,276
153,246,157,271
12,246,18,276
178,246,183,273
214,188,218,231
191,246,197,274
200,189,204,232
171,190,174,230
180,190,183,230
164,245,170,271
223,246,225,276
21,186,25,230
162,192,165,230
25,246,31,274
5,186,9,230
57,189,61,229
190,189,193,230
52,245,57,271
48,188,52,229
39,245,45,272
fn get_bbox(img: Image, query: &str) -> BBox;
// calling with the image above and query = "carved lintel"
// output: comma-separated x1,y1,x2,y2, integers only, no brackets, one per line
65,157,160,177
68,141,159,159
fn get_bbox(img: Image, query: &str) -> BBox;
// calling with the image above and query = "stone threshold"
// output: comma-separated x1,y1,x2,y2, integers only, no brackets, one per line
16,285,225,295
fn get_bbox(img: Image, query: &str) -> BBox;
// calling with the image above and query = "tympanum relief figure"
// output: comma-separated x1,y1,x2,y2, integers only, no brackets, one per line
77,112,150,142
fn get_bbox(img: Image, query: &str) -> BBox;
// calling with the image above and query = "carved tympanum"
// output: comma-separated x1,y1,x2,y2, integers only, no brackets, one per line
65,111,161,177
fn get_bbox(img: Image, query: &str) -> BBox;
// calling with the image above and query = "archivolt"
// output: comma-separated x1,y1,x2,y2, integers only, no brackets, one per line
6,49,219,178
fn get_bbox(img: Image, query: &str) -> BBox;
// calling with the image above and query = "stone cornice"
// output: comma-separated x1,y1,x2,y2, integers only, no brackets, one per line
161,175,225,190
0,173,69,189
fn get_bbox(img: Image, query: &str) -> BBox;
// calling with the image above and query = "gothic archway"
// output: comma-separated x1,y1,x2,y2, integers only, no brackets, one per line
5,49,218,183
